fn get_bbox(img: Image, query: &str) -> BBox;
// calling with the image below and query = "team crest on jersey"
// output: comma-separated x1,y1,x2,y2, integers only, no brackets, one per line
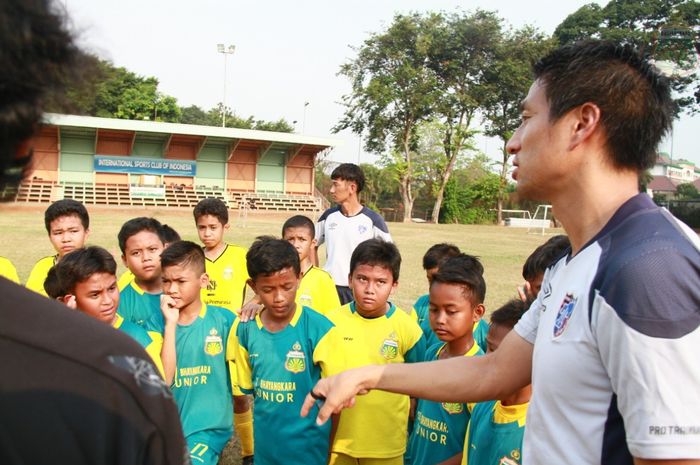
222,266,233,280
204,328,223,356
498,456,519,465
441,402,464,414
380,332,399,360
553,293,577,338
358,224,367,234
285,341,306,373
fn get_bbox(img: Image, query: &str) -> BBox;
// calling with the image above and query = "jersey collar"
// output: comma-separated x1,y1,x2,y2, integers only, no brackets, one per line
436,340,481,358
494,400,528,426
112,313,124,329
254,304,303,329
349,301,396,318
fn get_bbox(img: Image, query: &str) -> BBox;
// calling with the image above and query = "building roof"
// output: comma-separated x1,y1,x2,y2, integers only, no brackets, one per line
649,175,679,192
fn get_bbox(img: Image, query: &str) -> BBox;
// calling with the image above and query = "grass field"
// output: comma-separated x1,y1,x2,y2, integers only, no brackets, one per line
0,203,563,465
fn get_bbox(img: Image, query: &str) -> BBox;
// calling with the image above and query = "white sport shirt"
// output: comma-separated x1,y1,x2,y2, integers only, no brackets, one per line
515,193,700,464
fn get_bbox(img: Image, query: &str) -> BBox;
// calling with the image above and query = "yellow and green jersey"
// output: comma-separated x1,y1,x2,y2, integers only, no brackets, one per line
203,244,249,313
119,281,161,328
234,305,339,465
408,342,484,465
25,255,58,296
411,294,490,352
464,400,528,465
145,304,237,455
326,302,426,458
0,256,19,283
112,313,165,378
117,269,135,291
296,266,341,315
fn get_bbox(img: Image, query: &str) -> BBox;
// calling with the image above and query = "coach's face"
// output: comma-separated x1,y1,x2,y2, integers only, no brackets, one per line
506,80,572,201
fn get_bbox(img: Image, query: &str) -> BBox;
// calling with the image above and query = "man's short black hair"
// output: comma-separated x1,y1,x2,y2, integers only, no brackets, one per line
160,240,205,275
431,254,486,305
0,0,77,198
160,224,181,244
331,163,365,193
44,199,89,233
247,236,301,281
422,243,461,270
282,215,315,238
490,298,529,329
350,239,401,282
50,246,117,296
193,197,229,225
522,235,570,281
533,40,673,171
117,217,165,254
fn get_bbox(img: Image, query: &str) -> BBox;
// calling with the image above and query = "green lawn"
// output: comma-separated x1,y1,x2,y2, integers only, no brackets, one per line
0,203,563,465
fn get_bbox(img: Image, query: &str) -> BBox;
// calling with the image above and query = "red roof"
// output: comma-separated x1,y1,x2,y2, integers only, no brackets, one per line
648,175,679,192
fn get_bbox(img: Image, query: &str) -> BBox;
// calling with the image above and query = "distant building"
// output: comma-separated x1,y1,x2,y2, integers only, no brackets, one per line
648,154,700,197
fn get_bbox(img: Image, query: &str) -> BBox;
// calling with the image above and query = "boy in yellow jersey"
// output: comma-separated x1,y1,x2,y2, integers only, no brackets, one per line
464,299,530,465
118,217,166,327
282,215,340,314
0,256,19,283
193,198,255,460
406,254,486,465
118,223,180,290
194,198,249,312
26,199,90,296
234,237,341,465
326,238,425,465
44,246,164,377
411,244,489,353
148,241,252,465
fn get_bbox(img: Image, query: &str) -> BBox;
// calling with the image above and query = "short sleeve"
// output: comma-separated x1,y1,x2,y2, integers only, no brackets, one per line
315,218,325,245
404,333,426,363
233,322,253,394
313,326,346,377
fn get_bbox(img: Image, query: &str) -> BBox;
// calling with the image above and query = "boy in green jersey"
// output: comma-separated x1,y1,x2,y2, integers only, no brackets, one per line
147,240,251,465
411,244,489,353
406,254,486,465
464,299,530,465
44,246,164,377
327,239,425,465
117,217,166,327
26,199,90,296
234,236,340,465
282,215,340,315
118,222,180,290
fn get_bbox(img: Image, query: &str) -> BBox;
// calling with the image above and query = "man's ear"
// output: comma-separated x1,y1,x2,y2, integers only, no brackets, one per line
568,102,601,151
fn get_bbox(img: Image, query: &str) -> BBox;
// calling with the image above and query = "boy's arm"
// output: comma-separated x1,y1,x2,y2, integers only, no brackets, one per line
159,295,179,385
301,329,534,424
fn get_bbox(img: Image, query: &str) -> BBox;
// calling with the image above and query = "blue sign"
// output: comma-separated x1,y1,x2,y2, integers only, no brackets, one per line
94,155,196,177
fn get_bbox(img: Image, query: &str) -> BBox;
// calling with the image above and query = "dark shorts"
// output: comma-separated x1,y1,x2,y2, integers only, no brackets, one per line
335,285,354,305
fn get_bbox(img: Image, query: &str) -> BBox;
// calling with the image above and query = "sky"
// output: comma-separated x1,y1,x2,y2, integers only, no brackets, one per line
63,0,699,166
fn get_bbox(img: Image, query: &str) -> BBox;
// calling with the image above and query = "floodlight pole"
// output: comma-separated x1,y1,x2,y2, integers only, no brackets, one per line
217,43,236,127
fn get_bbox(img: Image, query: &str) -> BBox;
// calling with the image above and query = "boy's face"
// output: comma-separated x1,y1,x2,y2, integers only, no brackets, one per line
526,272,545,299
486,322,512,354
349,264,397,318
122,230,164,283
283,226,316,264
69,272,119,325
48,214,89,258
196,214,228,249
429,282,484,343
161,264,208,311
248,266,300,322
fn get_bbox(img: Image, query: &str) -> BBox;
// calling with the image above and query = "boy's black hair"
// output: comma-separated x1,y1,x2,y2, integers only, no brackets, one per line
281,215,315,238
44,199,89,233
247,236,301,280
160,224,181,244
43,265,64,299
51,246,117,295
331,163,365,193
422,243,461,270
0,0,77,197
431,254,486,305
533,40,673,172
160,240,206,275
522,235,570,281
490,298,530,329
349,238,401,282
193,197,229,225
117,217,165,254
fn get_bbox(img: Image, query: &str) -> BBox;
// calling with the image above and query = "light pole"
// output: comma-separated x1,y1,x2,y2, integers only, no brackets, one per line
302,101,309,133
217,43,236,127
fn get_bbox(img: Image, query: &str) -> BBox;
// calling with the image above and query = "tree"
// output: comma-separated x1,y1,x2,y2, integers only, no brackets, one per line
480,26,555,224
254,118,294,133
424,10,502,223
335,13,440,222
554,0,700,114
676,182,699,199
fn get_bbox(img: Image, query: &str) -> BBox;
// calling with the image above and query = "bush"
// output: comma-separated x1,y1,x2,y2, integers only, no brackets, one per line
440,173,500,224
